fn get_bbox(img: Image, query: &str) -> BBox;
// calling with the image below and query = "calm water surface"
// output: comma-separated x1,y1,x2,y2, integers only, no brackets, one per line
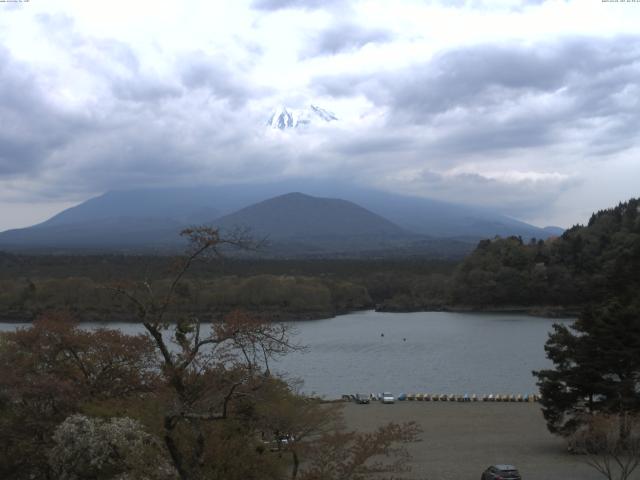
0,310,570,398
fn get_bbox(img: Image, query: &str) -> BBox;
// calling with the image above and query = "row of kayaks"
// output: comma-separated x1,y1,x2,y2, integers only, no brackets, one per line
342,392,541,403
398,393,540,402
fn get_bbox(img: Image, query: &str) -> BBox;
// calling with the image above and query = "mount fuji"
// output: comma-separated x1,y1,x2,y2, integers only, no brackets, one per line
268,105,338,130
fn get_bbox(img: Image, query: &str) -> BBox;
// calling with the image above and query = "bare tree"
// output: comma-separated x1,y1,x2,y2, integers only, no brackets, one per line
569,413,640,480
110,226,299,480
108,226,422,480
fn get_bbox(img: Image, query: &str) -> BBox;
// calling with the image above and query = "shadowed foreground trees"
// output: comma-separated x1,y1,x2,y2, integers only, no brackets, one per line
534,298,640,480
0,313,159,478
0,226,421,480
534,300,640,437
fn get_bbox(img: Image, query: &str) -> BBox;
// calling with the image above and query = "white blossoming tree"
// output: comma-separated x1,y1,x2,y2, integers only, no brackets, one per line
49,414,178,480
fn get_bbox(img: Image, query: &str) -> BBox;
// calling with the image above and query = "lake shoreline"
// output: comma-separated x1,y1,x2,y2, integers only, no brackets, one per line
0,304,580,324
0,309,344,324
375,304,582,318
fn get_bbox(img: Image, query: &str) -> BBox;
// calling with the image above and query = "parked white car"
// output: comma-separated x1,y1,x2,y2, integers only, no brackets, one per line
381,392,395,404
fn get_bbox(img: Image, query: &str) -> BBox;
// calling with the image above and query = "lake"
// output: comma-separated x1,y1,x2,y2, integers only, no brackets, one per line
0,310,571,398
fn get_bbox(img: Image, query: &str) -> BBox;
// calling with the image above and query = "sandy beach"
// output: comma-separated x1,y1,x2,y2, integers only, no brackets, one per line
342,402,623,480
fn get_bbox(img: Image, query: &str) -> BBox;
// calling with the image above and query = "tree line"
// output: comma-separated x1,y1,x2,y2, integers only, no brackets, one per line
0,254,456,321
1,199,638,320
452,198,640,309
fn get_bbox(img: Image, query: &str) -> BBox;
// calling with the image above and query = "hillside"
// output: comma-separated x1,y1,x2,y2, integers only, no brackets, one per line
0,217,185,252
211,192,470,257
449,198,640,308
215,192,405,239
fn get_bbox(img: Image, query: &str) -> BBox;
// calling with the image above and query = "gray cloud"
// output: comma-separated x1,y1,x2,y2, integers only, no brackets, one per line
70,36,141,74
317,37,640,115
330,132,417,156
429,116,556,156
400,168,580,218
111,79,182,103
0,47,91,176
431,0,548,9
0,20,272,201
313,36,640,161
36,13,182,105
301,23,393,58
252,0,346,11
179,54,257,107
36,14,139,71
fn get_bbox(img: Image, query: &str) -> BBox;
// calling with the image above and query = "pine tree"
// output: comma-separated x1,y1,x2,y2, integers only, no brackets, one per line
534,299,640,436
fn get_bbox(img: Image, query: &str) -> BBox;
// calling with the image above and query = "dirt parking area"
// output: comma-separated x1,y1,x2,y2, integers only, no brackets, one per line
342,402,627,480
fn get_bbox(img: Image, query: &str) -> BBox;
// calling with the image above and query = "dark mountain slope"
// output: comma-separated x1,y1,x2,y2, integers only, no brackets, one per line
42,187,227,227
0,180,562,254
0,217,184,252
27,180,559,240
214,192,406,239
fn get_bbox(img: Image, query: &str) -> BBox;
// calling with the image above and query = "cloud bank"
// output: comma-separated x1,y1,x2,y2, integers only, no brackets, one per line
0,0,639,230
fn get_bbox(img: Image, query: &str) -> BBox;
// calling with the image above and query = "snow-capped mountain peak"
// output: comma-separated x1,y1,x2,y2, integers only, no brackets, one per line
268,104,338,130
268,105,294,130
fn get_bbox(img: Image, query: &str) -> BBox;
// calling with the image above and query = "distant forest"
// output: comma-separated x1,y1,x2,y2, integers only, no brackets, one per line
451,198,640,310
1,198,638,321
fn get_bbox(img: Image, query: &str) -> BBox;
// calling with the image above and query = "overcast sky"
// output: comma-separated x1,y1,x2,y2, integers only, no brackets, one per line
1,0,639,231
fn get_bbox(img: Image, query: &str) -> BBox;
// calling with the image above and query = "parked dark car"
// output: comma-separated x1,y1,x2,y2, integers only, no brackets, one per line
354,393,370,404
481,464,522,480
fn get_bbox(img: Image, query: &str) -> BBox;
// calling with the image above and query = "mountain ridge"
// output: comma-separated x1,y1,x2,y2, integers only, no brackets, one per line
0,182,563,256
268,105,337,130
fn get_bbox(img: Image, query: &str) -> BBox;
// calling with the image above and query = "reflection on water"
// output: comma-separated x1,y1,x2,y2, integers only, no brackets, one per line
0,310,571,398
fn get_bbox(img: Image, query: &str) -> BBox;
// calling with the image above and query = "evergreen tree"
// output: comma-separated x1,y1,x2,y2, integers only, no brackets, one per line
534,299,640,436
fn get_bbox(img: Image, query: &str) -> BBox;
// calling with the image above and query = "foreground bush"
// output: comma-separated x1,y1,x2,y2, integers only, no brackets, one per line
49,414,177,480
0,313,158,479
